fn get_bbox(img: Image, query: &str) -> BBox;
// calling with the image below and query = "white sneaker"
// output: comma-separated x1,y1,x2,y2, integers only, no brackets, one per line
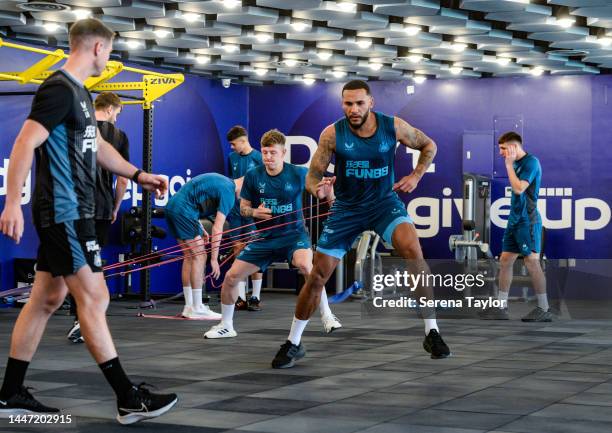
186,305,222,320
321,314,342,334
181,305,192,318
204,323,237,339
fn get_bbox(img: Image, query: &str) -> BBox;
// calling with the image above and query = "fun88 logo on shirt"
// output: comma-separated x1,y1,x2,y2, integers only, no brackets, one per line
262,198,293,214
345,160,389,179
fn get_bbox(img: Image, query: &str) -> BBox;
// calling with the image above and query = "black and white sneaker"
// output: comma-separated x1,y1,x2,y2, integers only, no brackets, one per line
423,329,451,359
67,321,84,343
116,383,178,425
204,323,237,339
271,340,306,369
0,386,59,417
247,296,261,311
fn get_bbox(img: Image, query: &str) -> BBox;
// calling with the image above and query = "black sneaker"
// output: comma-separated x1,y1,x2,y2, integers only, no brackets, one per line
67,321,84,343
423,329,451,359
272,340,306,369
0,386,59,417
116,383,178,425
478,307,510,320
247,296,261,311
235,297,248,311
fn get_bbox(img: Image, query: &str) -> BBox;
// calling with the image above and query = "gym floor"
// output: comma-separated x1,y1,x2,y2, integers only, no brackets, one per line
2,293,612,433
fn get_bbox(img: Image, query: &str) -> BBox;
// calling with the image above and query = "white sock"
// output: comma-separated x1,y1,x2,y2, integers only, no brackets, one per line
221,303,235,329
251,278,262,300
424,319,438,335
183,286,192,307
498,290,509,309
238,281,246,301
318,287,332,318
536,293,549,311
288,316,309,345
192,288,203,309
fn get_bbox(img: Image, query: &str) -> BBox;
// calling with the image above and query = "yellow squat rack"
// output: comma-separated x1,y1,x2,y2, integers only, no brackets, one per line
0,37,184,108
0,37,185,302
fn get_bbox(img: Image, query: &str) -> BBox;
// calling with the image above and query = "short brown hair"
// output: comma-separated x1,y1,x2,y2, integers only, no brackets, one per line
69,18,114,49
94,92,121,111
342,79,370,95
498,131,522,145
261,129,285,148
226,125,247,142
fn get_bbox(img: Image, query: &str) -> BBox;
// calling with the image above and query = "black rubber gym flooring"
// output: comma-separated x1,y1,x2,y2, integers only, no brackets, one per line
2,293,612,433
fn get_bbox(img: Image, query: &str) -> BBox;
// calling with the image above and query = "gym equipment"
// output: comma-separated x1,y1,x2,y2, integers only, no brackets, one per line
449,174,493,270
0,37,184,305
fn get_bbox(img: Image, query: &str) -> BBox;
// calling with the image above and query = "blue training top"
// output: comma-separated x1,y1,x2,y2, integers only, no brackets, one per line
508,153,542,227
333,111,399,209
228,149,263,179
241,163,307,238
169,173,235,219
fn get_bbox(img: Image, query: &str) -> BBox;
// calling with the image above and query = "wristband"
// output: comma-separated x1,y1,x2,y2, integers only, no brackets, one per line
131,169,143,183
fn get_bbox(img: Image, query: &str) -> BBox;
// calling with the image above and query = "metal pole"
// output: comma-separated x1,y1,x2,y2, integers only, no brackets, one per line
140,105,153,302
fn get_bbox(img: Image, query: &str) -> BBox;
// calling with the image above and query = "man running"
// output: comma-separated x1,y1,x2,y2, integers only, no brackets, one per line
271,80,451,368
204,129,341,340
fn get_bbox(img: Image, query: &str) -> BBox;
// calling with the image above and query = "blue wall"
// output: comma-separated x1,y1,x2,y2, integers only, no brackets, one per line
1,39,611,294
249,76,612,260
0,41,248,292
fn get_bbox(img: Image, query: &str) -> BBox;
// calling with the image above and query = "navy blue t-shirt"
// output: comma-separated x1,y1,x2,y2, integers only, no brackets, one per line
508,154,542,227
241,163,307,238
228,149,263,179
333,112,399,210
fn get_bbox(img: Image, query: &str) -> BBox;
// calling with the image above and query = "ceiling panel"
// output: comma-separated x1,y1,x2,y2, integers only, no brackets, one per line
0,0,609,85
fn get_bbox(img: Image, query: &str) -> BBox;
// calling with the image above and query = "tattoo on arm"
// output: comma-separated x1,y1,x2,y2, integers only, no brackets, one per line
240,199,254,218
306,126,335,196
395,117,437,177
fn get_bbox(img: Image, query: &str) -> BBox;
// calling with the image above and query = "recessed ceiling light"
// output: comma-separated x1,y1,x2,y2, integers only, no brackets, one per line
556,17,575,28
72,9,91,20
356,39,371,49
284,59,298,67
223,44,239,53
408,54,422,63
369,62,383,71
182,12,200,23
496,57,511,66
598,37,612,47
303,77,316,85
223,0,241,9
530,67,544,76
404,25,421,36
332,70,347,78
254,68,267,76
451,43,467,52
195,55,210,64
336,2,356,13
317,51,333,60
291,21,308,32
414,75,426,84
449,66,462,75
255,33,272,43
154,29,170,38
43,22,60,32
126,40,141,49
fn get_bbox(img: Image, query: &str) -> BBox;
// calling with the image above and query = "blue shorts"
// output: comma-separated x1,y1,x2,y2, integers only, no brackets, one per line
226,212,256,240
165,201,202,241
237,231,311,272
316,196,413,259
502,223,542,255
